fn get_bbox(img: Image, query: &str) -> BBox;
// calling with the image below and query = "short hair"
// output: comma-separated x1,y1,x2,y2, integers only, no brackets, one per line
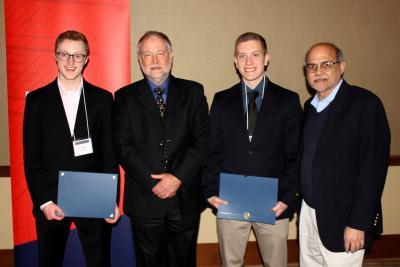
234,32,268,56
305,42,344,64
137,31,172,55
55,30,90,56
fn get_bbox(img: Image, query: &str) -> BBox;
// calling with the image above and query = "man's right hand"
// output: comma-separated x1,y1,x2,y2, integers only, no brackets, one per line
207,196,228,208
42,203,65,221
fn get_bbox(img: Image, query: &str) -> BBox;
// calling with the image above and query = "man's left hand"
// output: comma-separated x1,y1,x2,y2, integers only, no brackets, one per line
105,204,120,224
272,201,288,217
344,226,365,253
151,173,182,199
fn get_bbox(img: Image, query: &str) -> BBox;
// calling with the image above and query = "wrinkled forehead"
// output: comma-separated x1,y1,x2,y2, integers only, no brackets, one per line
139,35,170,53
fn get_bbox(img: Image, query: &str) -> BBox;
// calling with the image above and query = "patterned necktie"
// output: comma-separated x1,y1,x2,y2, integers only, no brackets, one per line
154,87,168,170
154,87,166,118
247,90,259,137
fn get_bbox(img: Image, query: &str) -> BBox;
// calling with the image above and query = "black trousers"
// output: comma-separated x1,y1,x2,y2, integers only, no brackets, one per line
130,200,200,267
35,214,111,267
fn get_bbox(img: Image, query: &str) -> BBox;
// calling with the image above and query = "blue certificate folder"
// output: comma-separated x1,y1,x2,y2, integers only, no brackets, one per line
57,171,118,218
217,173,278,224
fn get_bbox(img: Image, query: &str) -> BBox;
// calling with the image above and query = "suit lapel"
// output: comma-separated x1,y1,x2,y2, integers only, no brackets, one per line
46,80,73,140
73,80,90,139
316,80,352,151
136,76,185,119
250,80,276,146
226,84,248,141
136,79,161,118
165,76,184,115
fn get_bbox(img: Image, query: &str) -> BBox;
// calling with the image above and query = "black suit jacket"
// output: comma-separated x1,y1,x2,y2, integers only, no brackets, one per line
113,76,209,219
23,79,117,216
202,79,303,219
301,80,390,252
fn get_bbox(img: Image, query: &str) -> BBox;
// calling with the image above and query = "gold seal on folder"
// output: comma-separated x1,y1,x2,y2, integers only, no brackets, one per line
243,212,251,220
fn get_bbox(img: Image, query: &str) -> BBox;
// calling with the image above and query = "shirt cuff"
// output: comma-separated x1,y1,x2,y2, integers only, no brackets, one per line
40,201,53,210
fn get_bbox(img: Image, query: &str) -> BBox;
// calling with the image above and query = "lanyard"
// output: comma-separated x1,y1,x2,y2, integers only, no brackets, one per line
73,85,91,141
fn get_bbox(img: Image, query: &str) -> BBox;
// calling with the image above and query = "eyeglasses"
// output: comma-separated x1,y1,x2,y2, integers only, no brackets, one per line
305,61,340,73
141,50,169,60
56,52,87,63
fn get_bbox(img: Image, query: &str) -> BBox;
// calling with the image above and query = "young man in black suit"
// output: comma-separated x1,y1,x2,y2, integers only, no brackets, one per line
202,32,302,267
299,43,390,266
113,31,209,267
23,30,119,267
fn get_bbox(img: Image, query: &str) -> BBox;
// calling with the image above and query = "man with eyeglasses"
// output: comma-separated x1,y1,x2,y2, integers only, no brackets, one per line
23,30,119,267
299,42,390,266
113,31,209,266
202,32,302,267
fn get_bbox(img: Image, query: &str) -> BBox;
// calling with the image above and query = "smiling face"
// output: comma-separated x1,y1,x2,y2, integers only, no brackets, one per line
234,40,269,88
138,35,173,85
305,44,346,99
55,39,88,86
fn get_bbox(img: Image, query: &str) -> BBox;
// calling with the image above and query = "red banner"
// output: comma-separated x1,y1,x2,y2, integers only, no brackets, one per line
5,0,130,246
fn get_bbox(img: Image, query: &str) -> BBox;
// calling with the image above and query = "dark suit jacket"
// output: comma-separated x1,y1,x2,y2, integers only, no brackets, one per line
301,80,390,252
202,79,303,219
23,79,118,216
113,76,209,220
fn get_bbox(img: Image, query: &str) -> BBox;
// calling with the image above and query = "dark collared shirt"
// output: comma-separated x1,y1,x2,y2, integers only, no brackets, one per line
147,77,170,103
241,76,266,113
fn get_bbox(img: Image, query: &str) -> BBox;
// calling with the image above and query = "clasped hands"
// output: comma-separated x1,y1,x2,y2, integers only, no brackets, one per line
151,173,182,199
207,196,288,217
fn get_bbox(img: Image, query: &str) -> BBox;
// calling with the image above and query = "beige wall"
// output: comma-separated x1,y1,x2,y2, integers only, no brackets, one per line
1,0,400,249
0,178,13,249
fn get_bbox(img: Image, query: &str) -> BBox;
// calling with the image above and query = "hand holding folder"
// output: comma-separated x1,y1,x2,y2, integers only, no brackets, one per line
217,173,278,224
57,171,118,219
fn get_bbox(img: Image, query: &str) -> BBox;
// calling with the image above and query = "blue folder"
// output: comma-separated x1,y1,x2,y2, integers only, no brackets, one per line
57,171,118,218
217,173,278,224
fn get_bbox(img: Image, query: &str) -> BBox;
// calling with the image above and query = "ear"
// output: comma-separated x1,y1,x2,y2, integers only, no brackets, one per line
84,56,89,65
339,61,346,75
264,53,270,66
234,57,238,69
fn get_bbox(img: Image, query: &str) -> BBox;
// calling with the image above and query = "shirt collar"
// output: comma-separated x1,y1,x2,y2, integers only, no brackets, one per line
57,76,83,96
311,79,343,111
147,76,170,94
241,75,267,96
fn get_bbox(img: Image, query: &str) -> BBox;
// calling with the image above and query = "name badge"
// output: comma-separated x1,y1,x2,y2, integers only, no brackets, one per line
73,138,93,157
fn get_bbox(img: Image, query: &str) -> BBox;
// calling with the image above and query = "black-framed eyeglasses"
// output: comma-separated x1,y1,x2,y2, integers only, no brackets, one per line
56,52,87,63
305,61,340,73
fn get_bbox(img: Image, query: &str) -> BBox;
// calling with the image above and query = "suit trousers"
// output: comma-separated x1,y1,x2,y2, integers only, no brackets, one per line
130,198,199,267
217,218,289,267
35,214,111,267
299,200,365,267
